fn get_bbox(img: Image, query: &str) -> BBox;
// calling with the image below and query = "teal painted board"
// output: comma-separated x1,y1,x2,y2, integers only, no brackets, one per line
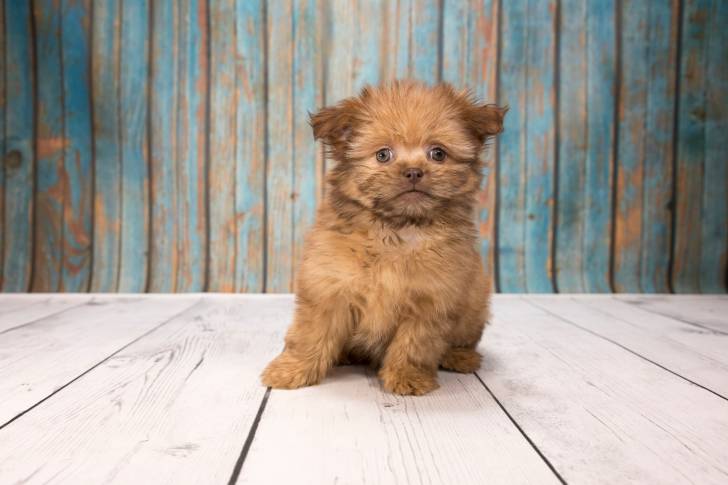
557,0,615,293
175,0,208,292
90,0,121,292
233,0,265,292
118,0,150,292
614,0,678,293
32,0,64,292
383,0,440,83
149,0,179,292
208,0,237,292
0,0,5,289
497,0,528,292
441,0,499,284
522,0,556,293
2,0,34,292
60,0,92,292
292,0,323,277
266,1,294,292
499,0,556,293
700,0,728,292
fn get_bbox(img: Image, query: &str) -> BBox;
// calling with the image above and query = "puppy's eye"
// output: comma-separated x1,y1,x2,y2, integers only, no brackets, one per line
428,147,447,162
375,148,393,163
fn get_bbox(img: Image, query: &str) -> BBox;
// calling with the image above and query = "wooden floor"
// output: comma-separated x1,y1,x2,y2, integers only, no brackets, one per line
0,295,727,484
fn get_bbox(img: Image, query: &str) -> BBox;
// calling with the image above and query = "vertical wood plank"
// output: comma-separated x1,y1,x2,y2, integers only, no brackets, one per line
32,0,64,292
498,0,556,293
614,1,678,293
234,0,265,292
176,0,208,292
266,1,293,292
149,0,178,292
2,0,34,292
208,0,236,292
383,0,441,83
556,0,615,293
292,0,323,280
441,0,499,285
60,0,92,291
0,0,5,289
90,0,121,292
673,0,728,293
118,0,150,292
700,0,727,293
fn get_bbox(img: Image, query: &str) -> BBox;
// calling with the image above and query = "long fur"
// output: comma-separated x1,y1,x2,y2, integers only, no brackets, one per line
262,80,506,395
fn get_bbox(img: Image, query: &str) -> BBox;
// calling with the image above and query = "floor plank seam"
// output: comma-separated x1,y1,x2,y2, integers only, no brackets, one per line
227,387,272,485
0,299,203,430
474,372,568,485
618,300,728,336
0,300,91,336
525,298,728,402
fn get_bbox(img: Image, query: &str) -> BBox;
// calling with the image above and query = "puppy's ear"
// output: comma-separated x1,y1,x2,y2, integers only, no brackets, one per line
462,104,508,144
309,99,361,159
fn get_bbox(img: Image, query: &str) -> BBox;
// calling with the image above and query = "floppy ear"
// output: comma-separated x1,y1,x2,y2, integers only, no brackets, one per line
309,99,361,160
463,104,508,144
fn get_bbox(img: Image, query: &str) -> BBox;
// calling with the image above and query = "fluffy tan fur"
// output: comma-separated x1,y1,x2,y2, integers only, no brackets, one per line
262,81,506,395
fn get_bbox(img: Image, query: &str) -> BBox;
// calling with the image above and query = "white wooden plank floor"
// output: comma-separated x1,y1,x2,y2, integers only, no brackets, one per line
0,295,726,485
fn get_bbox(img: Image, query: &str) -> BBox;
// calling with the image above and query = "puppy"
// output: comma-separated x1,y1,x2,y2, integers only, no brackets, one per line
262,80,506,395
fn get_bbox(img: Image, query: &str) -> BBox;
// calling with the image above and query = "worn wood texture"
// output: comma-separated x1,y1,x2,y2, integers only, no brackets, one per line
2,0,726,294
614,1,679,293
672,0,728,294
556,0,615,293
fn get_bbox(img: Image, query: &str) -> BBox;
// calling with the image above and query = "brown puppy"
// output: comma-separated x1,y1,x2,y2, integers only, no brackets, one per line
262,81,506,395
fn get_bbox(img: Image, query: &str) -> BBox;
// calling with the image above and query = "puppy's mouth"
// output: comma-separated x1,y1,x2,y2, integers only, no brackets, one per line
394,188,433,200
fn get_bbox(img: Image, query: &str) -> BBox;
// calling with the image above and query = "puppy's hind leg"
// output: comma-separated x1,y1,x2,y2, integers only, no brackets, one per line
440,347,482,373
261,299,349,389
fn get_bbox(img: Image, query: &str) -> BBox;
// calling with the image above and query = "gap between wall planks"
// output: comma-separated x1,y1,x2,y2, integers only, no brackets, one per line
0,0,726,293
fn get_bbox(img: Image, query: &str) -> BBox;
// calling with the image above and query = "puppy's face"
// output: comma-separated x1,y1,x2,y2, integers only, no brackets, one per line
311,81,506,224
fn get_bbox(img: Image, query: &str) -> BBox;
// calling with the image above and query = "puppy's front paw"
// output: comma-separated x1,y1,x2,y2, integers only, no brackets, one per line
440,347,482,373
379,366,439,396
261,352,322,389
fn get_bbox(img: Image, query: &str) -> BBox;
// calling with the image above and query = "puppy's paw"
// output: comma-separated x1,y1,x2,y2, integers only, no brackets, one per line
440,347,482,373
261,352,322,389
379,366,439,396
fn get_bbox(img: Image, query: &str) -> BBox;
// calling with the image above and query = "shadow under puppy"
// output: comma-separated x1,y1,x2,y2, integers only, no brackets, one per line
262,80,506,395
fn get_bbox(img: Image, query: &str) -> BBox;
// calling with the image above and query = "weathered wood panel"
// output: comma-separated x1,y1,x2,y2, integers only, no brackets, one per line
498,0,557,293
59,0,93,292
90,0,121,292
32,0,65,292
556,0,615,293
673,0,728,294
2,0,726,293
442,0,499,285
614,1,679,293
2,0,34,292
0,0,5,290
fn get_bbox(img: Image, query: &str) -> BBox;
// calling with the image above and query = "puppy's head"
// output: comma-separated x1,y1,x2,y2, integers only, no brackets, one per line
311,81,506,225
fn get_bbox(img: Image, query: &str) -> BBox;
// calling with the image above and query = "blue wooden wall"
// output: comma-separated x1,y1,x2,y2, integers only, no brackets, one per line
1,0,726,293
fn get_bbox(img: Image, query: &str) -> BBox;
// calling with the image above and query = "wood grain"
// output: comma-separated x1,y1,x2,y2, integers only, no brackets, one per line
90,0,121,292
59,0,93,292
530,295,728,397
240,368,560,485
614,1,679,293
0,296,199,425
234,0,266,292
498,0,556,293
118,0,151,292
556,0,615,293
616,294,728,333
0,294,90,333
0,0,5,290
32,0,64,292
176,0,208,292
442,0,499,287
266,1,294,292
2,0,34,292
481,296,728,483
0,296,289,484
149,0,179,292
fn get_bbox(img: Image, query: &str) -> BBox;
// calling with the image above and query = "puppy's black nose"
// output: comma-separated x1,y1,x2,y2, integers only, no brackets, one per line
403,168,424,183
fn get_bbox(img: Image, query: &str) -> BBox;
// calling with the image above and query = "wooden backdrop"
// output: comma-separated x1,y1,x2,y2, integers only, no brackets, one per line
1,0,726,293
